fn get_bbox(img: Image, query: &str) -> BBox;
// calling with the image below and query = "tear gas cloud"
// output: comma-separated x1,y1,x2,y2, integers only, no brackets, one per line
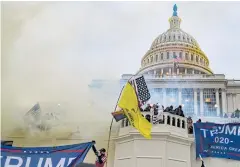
1,2,125,141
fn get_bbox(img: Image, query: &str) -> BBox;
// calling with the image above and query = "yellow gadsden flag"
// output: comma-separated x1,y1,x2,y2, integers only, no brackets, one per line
118,82,152,139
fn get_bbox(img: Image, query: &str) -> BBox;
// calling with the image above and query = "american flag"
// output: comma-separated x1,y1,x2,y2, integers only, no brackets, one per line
111,75,151,122
173,55,181,70
24,103,42,128
131,75,151,105
173,55,182,62
25,103,41,118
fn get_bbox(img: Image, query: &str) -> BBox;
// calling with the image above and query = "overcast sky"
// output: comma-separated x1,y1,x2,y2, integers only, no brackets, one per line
2,1,240,80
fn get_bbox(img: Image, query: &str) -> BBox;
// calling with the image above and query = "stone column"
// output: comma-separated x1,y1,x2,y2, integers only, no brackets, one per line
161,68,163,75
233,94,237,111
163,88,167,107
178,88,182,105
194,89,198,116
185,68,187,74
215,88,220,116
229,93,234,113
169,68,171,75
200,88,204,116
222,89,227,114
192,69,195,74
177,68,179,75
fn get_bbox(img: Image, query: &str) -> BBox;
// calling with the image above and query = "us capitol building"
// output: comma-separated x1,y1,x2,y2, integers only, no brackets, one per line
90,5,240,167
91,6,240,119
118,5,240,118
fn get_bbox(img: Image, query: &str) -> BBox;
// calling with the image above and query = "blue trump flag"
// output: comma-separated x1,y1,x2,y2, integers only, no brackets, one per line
1,141,94,167
194,122,240,161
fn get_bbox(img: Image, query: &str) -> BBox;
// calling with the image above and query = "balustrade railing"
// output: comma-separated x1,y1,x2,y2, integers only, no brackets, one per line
121,74,225,80
121,112,188,131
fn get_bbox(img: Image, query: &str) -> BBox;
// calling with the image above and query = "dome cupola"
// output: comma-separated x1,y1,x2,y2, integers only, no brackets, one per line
138,4,213,76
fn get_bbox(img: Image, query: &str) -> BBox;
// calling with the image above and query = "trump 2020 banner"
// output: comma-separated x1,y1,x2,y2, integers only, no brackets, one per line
194,122,240,161
1,141,93,167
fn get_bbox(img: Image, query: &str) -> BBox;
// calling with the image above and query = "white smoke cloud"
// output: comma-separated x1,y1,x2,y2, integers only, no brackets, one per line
1,1,123,144
2,2,123,163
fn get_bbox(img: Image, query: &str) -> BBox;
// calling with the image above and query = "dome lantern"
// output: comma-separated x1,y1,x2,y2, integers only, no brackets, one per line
169,4,181,29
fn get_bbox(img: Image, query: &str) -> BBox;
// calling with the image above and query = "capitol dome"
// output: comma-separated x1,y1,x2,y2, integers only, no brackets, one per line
138,4,213,76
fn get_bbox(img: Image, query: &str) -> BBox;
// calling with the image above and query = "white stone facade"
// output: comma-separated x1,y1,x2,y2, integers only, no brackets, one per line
121,74,240,117
114,5,240,167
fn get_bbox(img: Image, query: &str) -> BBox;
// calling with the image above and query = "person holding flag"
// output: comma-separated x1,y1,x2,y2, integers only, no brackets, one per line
95,148,107,167
106,75,152,167
91,141,107,167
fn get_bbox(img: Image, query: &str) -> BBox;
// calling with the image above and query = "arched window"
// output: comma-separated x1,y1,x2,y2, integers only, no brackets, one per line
155,55,158,62
191,54,193,61
172,117,176,126
196,56,199,63
173,35,175,40
182,120,185,129
177,119,180,127
185,53,189,60
179,52,182,59
148,58,150,63
178,35,180,40
167,116,170,125
161,53,164,60
167,52,169,59
151,56,153,62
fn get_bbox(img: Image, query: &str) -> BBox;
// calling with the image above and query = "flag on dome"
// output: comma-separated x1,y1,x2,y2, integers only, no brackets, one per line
173,55,181,62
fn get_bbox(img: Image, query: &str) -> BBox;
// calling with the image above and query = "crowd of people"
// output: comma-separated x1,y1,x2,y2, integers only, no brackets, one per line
139,103,240,135
142,103,185,117
140,103,196,134
223,109,240,118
